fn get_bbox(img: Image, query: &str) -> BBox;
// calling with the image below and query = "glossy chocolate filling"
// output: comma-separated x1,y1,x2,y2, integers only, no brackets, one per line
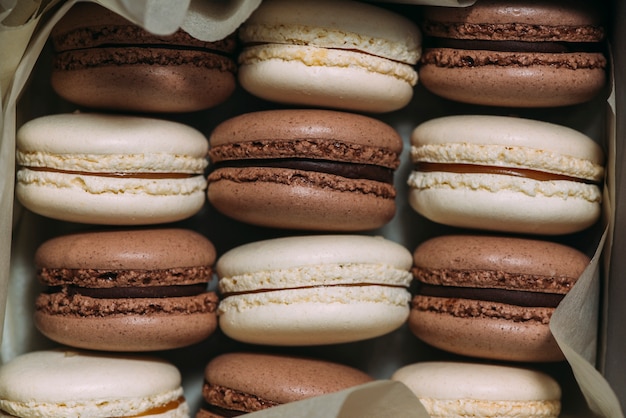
200,404,247,417
416,162,594,184
59,283,208,298
424,38,605,54
26,167,195,179
211,158,394,184
416,282,564,308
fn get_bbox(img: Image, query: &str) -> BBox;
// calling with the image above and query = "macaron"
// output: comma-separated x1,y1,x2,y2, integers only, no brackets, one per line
16,112,208,225
197,352,373,417
391,361,561,418
216,235,413,346
409,234,590,362
0,349,189,417
407,115,605,235
237,0,421,113
50,2,237,113
34,228,218,351
207,109,403,231
419,0,607,107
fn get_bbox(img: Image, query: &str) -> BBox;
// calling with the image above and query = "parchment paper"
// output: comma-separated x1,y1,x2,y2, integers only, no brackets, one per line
0,1,621,417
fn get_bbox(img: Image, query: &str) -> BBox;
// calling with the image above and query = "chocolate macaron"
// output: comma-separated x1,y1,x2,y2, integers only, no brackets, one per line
34,228,219,351
419,0,607,107
197,352,373,417
409,234,590,362
50,3,237,113
207,109,403,231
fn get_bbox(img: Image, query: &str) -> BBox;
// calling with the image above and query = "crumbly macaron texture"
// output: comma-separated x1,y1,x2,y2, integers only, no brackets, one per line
410,115,604,181
392,361,561,402
0,350,185,418
17,113,208,173
209,109,403,158
216,235,412,277
422,0,604,40
239,0,421,64
205,353,373,403
35,228,215,270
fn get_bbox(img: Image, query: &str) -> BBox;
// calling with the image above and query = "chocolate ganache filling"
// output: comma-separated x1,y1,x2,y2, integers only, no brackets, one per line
63,283,209,298
424,38,605,54
416,282,564,308
211,158,394,184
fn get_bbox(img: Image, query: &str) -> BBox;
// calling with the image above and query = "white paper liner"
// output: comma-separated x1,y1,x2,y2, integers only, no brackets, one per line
0,1,621,417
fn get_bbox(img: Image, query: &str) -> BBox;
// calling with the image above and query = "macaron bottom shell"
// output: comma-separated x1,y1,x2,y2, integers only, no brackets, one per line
409,307,564,363
238,53,415,113
408,177,601,235
419,61,606,107
219,287,410,346
16,172,207,225
208,176,396,231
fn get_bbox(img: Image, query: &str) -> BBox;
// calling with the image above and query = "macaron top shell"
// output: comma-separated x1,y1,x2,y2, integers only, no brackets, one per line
413,234,590,282
423,0,605,41
411,115,604,182
392,361,561,401
17,113,208,173
239,0,421,64
217,235,412,277
35,228,216,270
0,349,184,417
209,109,403,168
204,352,372,404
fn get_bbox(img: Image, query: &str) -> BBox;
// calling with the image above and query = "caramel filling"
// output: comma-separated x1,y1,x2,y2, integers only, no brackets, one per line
211,159,394,184
416,282,564,308
26,166,194,179
416,162,594,184
221,283,405,298
126,397,185,417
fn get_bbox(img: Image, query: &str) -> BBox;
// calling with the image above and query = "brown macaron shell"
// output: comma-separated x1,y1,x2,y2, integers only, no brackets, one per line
207,109,403,231
50,3,237,113
409,235,590,362
198,352,373,417
419,0,607,107
34,228,219,352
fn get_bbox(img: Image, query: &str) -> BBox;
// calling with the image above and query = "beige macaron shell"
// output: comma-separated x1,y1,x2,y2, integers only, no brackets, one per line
411,115,604,181
392,362,561,417
217,235,412,277
219,286,410,345
408,172,601,235
17,113,208,172
205,353,373,403
0,350,186,418
239,0,421,64
35,228,215,270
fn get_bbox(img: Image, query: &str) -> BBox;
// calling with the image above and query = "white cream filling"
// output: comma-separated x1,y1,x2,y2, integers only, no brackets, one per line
407,171,602,203
219,263,413,293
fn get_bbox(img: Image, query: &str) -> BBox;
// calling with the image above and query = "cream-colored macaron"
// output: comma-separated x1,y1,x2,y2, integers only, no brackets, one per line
0,349,188,417
15,112,208,225
391,361,561,418
407,115,605,235
237,0,421,113
216,235,413,345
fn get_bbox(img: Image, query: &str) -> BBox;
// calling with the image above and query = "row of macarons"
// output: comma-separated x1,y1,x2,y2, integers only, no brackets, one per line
28,227,589,364
0,349,563,417
15,109,605,236
3,227,577,417
49,0,608,115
